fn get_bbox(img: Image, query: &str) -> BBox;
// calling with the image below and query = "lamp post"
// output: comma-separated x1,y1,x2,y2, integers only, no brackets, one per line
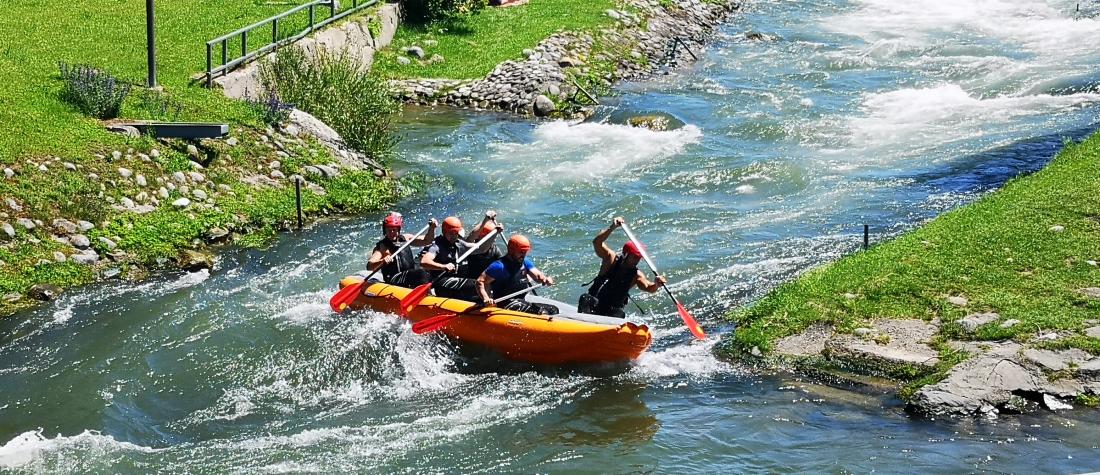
146,0,156,88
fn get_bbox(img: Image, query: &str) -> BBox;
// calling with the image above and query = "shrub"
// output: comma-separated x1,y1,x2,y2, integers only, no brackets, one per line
258,47,401,162
246,88,293,126
58,62,132,119
403,0,488,24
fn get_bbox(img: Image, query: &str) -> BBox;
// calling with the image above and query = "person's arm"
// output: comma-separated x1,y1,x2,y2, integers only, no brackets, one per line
593,217,623,262
476,272,496,307
525,258,554,286
411,218,438,246
635,271,667,293
367,247,385,271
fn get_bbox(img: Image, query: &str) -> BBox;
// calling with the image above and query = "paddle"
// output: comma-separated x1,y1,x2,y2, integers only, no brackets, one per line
398,228,501,315
411,283,545,334
620,222,707,340
329,223,432,313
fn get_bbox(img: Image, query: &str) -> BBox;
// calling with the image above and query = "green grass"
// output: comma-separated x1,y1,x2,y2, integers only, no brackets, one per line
0,0,366,161
371,0,617,80
727,132,1100,357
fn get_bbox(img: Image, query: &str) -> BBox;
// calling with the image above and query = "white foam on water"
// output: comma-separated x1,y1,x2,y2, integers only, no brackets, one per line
488,121,703,186
844,84,1100,157
0,429,158,470
628,338,734,380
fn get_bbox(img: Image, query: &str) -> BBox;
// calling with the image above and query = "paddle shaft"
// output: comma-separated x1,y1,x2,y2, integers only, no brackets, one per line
621,222,706,339
365,223,432,282
492,283,544,302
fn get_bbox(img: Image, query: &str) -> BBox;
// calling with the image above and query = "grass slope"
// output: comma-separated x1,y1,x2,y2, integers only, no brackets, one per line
728,132,1100,355
0,0,319,160
371,0,617,80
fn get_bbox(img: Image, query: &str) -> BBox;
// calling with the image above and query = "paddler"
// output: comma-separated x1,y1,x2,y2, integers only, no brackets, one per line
461,215,505,279
420,211,501,300
476,234,557,315
578,217,666,318
366,212,435,288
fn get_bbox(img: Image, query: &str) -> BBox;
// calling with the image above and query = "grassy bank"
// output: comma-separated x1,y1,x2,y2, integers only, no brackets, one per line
0,1,406,316
371,0,617,79
727,131,1100,358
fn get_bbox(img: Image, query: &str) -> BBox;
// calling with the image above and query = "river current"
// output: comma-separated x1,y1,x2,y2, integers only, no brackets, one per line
3,0,1100,472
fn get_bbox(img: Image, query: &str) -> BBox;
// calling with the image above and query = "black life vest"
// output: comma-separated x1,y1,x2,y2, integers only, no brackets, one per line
374,235,416,280
426,235,466,277
489,255,528,298
462,244,503,279
586,255,638,310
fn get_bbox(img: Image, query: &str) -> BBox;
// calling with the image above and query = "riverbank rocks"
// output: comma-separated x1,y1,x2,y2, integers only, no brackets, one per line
773,319,941,376
28,284,62,301
958,312,999,333
178,249,214,271
391,0,738,116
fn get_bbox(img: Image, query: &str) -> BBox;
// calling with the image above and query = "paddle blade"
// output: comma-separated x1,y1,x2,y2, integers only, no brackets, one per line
398,283,432,315
329,282,363,313
412,313,459,334
675,301,706,340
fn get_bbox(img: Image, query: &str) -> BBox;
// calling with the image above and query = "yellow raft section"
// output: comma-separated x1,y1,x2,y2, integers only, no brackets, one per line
339,277,653,365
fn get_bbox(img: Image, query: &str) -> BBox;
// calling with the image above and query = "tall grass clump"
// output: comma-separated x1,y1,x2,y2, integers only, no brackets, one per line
246,89,294,127
58,62,132,119
403,0,488,23
258,47,400,161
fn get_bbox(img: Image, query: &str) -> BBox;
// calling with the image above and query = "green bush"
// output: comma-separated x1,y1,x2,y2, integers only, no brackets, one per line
57,62,132,119
258,47,400,162
403,0,488,24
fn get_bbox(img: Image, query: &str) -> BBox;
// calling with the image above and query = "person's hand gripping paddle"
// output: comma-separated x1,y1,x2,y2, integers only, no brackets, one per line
329,223,432,313
398,228,501,315
619,222,706,340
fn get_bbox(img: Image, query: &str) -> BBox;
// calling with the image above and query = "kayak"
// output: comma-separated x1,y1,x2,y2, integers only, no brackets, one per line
338,276,653,365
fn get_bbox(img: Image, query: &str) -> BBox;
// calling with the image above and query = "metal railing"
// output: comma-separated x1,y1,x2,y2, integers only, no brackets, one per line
204,0,378,87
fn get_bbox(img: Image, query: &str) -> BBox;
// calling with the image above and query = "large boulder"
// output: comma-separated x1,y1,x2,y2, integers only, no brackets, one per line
533,95,556,117
28,284,62,302
178,249,214,272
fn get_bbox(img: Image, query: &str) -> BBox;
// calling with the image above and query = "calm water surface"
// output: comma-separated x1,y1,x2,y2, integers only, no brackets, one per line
3,0,1100,472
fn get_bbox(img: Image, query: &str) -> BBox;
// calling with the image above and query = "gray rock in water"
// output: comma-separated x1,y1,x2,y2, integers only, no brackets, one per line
28,284,63,301
206,227,230,243
958,312,999,333
1042,394,1073,411
405,46,425,59
103,268,121,279
533,95,556,117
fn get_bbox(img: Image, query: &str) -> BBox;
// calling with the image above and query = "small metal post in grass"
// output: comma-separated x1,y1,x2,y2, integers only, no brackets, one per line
863,224,869,250
295,178,304,229
146,0,157,87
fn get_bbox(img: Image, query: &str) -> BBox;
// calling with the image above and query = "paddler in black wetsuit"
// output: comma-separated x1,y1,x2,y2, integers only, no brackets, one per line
367,213,436,288
476,234,557,315
578,216,666,318
420,213,501,300
461,213,505,280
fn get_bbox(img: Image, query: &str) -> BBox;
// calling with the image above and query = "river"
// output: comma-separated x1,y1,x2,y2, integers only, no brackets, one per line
3,0,1100,472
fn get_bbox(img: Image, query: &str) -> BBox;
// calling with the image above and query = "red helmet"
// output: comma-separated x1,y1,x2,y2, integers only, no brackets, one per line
442,216,463,233
474,221,497,239
622,241,645,259
382,212,403,229
508,234,531,254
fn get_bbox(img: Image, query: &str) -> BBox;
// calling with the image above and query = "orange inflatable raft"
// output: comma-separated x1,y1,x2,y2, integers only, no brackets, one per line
338,277,653,365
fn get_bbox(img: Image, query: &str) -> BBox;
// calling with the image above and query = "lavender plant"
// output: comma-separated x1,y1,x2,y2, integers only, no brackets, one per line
58,62,132,119
246,88,293,126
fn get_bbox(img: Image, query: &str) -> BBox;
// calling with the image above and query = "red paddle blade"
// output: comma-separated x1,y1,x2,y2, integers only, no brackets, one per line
411,313,459,334
329,282,363,313
675,301,707,340
398,283,432,315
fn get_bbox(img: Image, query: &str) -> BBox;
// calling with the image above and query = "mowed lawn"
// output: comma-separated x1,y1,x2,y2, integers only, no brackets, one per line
371,0,617,80
0,0,295,161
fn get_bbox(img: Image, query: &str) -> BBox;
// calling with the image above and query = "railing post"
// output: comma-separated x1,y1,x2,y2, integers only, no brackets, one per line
309,4,315,30
272,18,279,43
206,43,213,87
241,30,248,59
330,0,336,18
221,39,227,66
